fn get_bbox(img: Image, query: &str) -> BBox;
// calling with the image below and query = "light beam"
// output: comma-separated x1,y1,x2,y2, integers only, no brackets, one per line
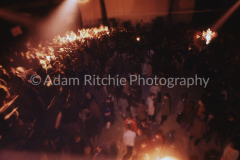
212,0,240,31
38,0,79,38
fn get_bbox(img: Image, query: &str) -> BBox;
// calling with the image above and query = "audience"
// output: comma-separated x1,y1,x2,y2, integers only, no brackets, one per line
0,20,240,160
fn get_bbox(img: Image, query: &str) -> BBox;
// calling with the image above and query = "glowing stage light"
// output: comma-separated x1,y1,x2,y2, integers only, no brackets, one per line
78,0,89,4
160,156,179,160
202,28,217,44
196,28,217,45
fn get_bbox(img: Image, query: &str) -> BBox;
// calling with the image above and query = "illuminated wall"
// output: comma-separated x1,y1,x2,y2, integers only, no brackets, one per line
171,0,196,23
79,0,102,27
79,0,195,27
104,0,170,24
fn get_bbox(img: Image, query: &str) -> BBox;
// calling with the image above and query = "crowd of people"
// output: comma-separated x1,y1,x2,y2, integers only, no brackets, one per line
0,19,240,160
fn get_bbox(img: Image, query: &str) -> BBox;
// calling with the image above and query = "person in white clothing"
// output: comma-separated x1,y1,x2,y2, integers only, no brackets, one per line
149,85,160,101
123,124,136,160
146,93,156,122
221,143,239,160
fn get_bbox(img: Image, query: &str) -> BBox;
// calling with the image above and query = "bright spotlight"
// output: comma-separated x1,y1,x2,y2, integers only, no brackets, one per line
38,0,79,38
78,0,89,4
160,156,179,160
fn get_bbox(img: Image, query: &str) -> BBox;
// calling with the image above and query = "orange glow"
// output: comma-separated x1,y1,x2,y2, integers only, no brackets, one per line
38,0,79,38
46,81,52,87
160,156,179,160
52,25,109,46
196,28,217,45
22,25,109,70
202,28,217,44
78,0,89,4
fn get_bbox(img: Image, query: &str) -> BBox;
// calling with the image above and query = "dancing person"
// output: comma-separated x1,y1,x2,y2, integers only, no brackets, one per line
123,124,136,160
146,93,156,123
